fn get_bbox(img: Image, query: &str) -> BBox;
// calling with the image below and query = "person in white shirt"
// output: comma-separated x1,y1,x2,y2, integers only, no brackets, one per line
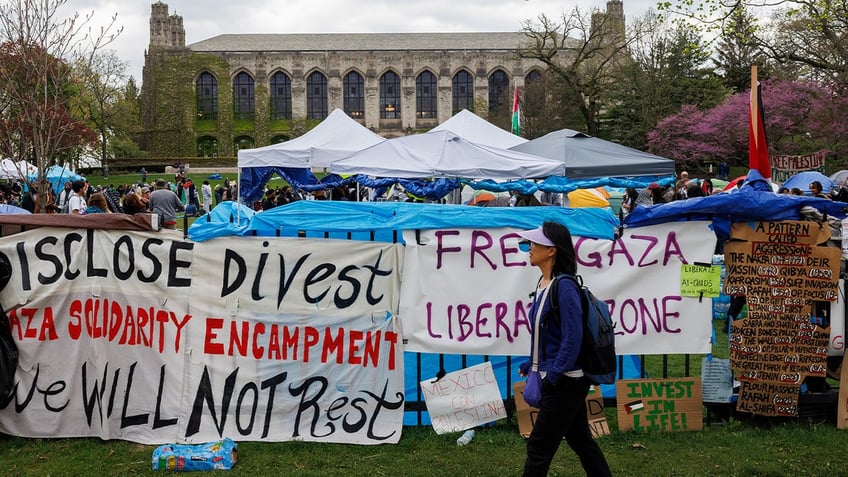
201,180,213,213
67,180,87,214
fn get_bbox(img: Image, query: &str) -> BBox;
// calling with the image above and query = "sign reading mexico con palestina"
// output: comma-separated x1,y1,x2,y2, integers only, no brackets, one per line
0,229,405,445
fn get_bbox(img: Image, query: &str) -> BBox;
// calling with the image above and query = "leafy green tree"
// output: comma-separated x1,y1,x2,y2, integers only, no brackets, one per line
658,0,848,88
109,77,146,159
713,8,768,93
74,50,130,169
603,11,729,149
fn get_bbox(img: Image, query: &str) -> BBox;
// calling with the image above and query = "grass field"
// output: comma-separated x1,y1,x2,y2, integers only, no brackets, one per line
1,412,846,476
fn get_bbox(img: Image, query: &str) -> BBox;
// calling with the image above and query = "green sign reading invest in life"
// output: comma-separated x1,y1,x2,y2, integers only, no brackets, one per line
679,264,721,298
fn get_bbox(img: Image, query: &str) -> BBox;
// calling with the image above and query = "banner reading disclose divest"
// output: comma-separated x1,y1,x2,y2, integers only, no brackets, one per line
0,230,405,445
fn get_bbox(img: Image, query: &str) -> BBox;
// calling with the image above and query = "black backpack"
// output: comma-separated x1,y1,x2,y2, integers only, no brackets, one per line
545,274,617,385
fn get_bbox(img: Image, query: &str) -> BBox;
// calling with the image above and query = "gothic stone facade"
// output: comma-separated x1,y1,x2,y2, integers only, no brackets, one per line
140,2,550,158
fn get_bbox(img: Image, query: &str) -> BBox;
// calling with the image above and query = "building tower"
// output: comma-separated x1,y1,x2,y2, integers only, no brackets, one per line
148,1,185,49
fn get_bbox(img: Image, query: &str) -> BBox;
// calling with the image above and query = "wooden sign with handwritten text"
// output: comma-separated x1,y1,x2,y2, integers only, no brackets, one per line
724,221,838,417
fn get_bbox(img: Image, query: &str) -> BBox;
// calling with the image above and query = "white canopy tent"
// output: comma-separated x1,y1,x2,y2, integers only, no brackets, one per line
237,108,385,169
330,130,565,180
430,109,527,149
0,159,37,181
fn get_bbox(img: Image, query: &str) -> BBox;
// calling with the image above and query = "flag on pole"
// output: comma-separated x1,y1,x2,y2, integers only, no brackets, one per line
511,86,521,136
749,65,770,180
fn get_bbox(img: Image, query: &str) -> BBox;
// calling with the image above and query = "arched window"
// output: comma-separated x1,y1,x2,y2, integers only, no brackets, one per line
233,72,255,120
380,71,401,119
197,136,218,157
416,71,437,119
306,71,328,120
271,134,290,144
523,70,545,118
344,71,365,119
525,70,542,84
452,70,474,114
488,69,510,114
270,72,292,120
196,72,218,120
234,135,255,151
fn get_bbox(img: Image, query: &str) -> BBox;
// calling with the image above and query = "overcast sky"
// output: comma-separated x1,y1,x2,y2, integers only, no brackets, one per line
60,0,657,83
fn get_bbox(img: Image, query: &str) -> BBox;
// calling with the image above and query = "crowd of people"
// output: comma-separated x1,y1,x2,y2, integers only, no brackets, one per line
0,170,246,230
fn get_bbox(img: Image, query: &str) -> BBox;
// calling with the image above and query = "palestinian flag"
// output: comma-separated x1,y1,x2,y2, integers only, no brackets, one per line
511,86,520,136
625,400,644,414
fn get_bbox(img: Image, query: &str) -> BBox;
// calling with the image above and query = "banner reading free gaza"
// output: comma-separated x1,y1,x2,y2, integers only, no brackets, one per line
0,229,405,445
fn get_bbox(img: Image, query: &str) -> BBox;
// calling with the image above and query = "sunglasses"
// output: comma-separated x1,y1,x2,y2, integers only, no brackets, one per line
518,240,531,252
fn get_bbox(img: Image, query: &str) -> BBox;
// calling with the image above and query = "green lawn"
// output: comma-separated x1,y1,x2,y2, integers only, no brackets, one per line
0,415,845,476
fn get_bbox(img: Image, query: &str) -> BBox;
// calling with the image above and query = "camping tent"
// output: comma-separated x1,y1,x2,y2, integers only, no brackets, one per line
0,159,21,180
0,159,36,180
237,109,385,201
28,165,85,194
430,109,527,149
510,129,675,179
330,130,565,180
781,170,835,194
237,109,384,169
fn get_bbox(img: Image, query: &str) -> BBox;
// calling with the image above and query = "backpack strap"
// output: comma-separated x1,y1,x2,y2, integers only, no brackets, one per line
548,274,584,321
539,274,583,361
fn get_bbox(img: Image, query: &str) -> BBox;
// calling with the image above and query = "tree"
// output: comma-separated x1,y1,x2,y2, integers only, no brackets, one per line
603,11,729,149
646,80,848,167
0,0,119,208
108,77,146,159
658,0,848,88
73,50,129,170
713,8,768,93
519,71,583,139
518,7,631,136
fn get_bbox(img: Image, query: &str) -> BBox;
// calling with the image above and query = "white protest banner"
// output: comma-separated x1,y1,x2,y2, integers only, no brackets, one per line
400,222,716,356
420,362,506,434
187,237,405,444
0,230,406,445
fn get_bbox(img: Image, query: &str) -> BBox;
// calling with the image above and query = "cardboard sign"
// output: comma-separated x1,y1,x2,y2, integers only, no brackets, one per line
420,362,507,434
616,378,703,432
837,353,848,429
723,220,839,417
513,382,609,439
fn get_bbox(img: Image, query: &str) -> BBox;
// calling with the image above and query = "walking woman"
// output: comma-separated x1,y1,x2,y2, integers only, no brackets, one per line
517,221,612,477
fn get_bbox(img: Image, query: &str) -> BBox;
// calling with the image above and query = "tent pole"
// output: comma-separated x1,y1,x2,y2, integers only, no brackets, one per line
236,167,241,224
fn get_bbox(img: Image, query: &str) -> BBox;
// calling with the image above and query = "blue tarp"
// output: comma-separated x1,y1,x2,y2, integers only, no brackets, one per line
781,170,836,194
624,169,848,239
27,165,85,195
189,201,620,243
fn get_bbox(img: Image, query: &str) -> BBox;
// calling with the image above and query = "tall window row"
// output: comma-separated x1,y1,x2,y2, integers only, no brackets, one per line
195,68,539,122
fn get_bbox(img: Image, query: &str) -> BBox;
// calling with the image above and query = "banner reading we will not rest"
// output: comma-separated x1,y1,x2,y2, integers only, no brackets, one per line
0,229,405,445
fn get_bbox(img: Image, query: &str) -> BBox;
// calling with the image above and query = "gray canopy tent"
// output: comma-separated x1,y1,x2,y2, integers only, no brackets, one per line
510,129,675,179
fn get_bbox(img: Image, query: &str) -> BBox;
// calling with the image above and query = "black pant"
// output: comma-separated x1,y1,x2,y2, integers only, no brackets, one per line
523,376,612,477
